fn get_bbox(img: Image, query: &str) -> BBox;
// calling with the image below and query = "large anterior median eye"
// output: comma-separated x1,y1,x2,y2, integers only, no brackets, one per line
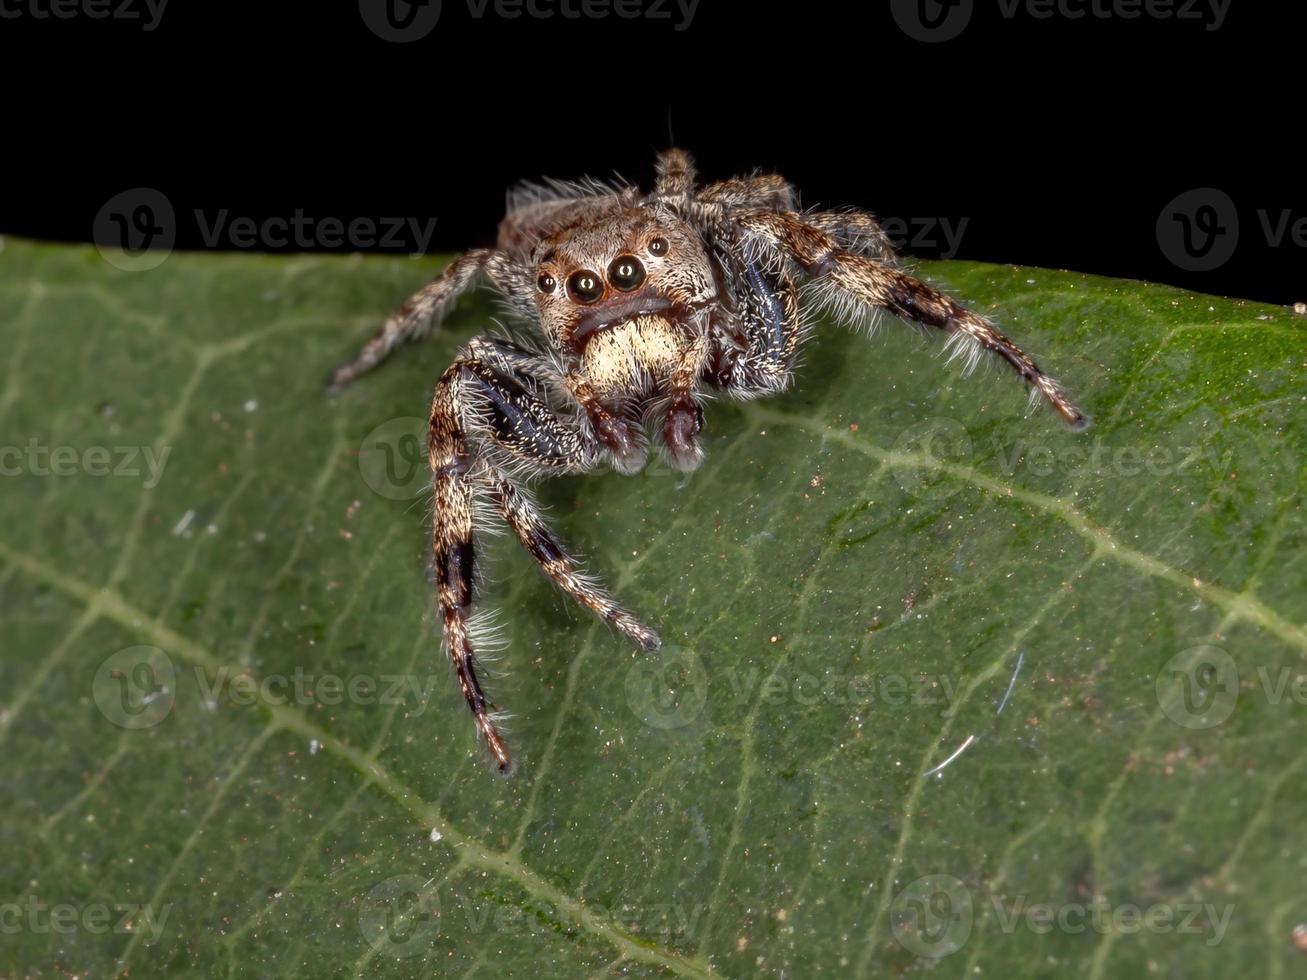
607,255,646,292
566,270,604,305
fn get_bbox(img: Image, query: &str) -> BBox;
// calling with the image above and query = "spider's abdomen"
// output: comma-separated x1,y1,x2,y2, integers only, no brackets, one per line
576,315,686,400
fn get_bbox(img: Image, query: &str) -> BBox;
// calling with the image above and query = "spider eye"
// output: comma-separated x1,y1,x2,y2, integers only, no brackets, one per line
607,255,646,292
647,237,669,256
566,270,604,305
537,273,557,294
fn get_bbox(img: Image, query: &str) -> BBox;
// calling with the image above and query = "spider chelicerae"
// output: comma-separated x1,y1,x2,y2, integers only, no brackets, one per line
330,149,1088,774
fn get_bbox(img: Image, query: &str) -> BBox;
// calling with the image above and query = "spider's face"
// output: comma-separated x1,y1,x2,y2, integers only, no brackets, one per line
531,208,716,354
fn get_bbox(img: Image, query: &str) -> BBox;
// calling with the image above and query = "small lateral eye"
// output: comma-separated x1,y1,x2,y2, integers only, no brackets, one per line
566,270,604,305
607,255,646,292
537,273,557,293
647,237,669,256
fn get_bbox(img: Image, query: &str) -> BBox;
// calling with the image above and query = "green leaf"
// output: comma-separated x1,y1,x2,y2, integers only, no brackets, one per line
2,237,1304,978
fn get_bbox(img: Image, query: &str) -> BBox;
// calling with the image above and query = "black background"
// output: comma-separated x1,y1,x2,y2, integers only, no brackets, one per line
2,0,1302,304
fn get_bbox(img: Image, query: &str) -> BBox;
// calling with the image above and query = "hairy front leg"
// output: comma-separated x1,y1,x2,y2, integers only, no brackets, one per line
805,209,898,262
698,173,798,210
565,378,647,475
706,237,804,399
662,334,711,471
493,479,660,650
653,147,697,203
734,209,1089,428
428,340,659,771
329,249,534,390
428,374,511,772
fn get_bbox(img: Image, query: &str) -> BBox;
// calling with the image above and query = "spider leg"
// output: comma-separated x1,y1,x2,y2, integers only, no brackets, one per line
733,209,1089,428
661,334,712,471
704,237,805,399
497,183,638,257
563,378,648,475
654,147,697,201
430,374,505,770
698,173,798,210
805,209,898,263
429,338,658,772
492,479,660,650
329,249,533,391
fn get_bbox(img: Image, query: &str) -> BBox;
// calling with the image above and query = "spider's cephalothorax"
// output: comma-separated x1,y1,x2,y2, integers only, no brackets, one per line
330,150,1088,773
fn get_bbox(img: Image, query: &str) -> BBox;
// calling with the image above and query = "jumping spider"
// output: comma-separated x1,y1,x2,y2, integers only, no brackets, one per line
330,149,1087,774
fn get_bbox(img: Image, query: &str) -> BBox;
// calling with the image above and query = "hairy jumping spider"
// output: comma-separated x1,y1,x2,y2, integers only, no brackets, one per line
330,149,1088,773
